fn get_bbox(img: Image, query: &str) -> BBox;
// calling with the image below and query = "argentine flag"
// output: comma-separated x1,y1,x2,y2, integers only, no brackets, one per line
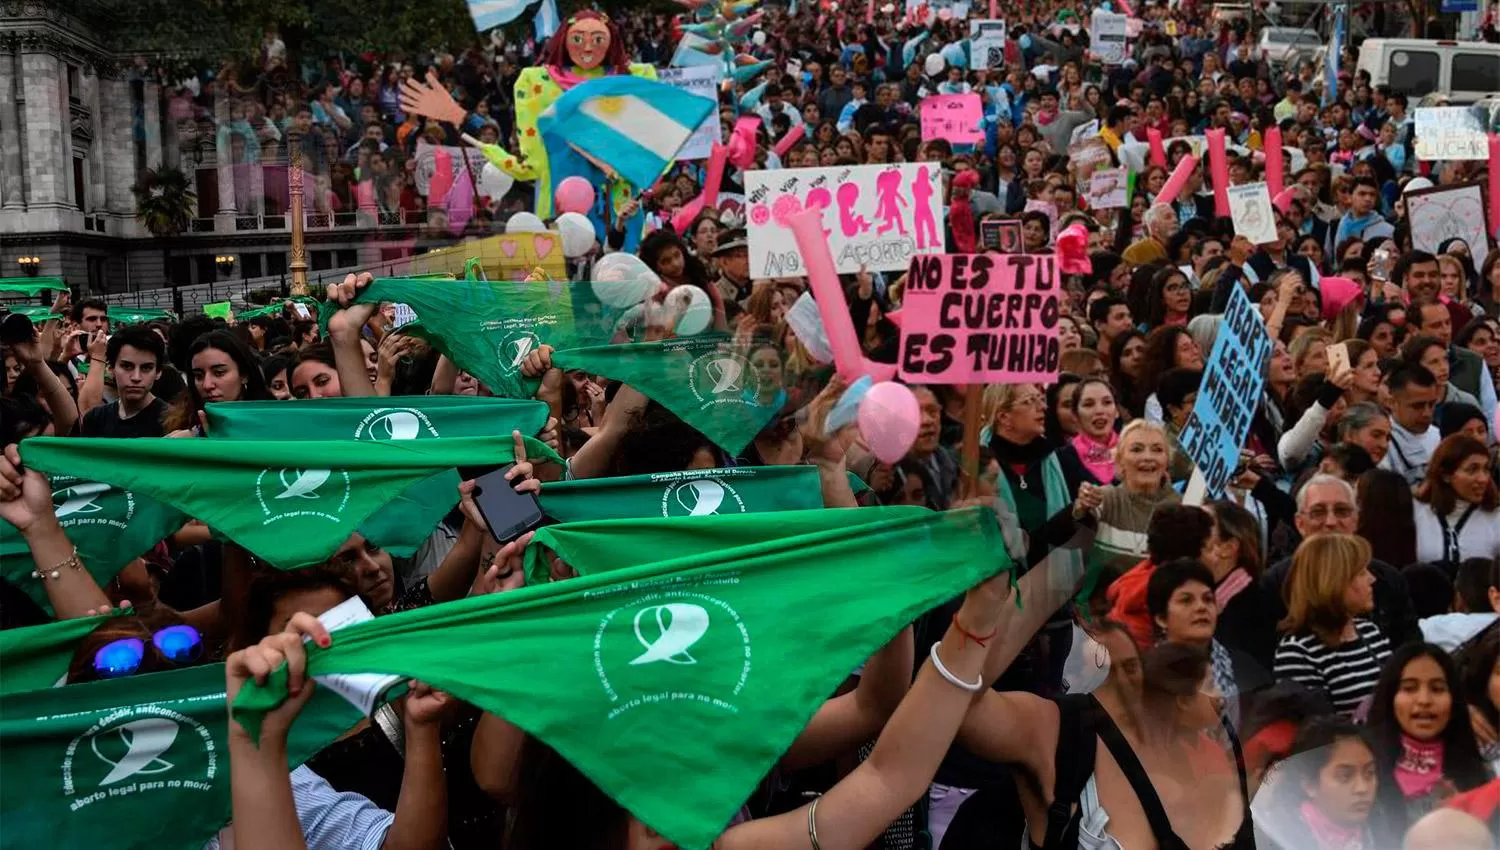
538,75,717,191
467,0,543,31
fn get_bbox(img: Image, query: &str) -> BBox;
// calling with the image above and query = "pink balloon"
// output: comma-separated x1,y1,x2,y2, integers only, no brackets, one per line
858,381,920,464
1146,128,1166,168
554,177,596,215
1205,128,1230,218
1263,126,1284,200
1156,154,1199,205
1489,135,1500,240
785,207,897,383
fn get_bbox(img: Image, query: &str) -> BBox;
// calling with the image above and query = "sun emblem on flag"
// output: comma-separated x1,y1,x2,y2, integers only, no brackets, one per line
593,96,627,116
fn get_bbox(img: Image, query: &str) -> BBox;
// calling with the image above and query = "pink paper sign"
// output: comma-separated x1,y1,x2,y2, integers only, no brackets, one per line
898,253,1062,384
920,94,984,144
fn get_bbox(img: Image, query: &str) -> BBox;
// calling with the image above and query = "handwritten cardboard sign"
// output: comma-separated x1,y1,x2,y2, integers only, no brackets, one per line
407,233,567,282
1228,182,1278,245
1090,9,1129,64
1406,180,1490,270
897,253,1061,384
744,163,945,275
1414,107,1487,161
921,94,984,145
1176,284,1272,497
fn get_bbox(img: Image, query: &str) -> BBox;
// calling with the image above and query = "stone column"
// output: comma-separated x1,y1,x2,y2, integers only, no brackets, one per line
19,51,66,208
143,80,162,170
86,71,106,214
213,89,236,228
98,77,136,217
0,51,24,210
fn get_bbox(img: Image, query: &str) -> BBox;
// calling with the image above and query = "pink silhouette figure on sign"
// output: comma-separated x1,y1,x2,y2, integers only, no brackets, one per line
873,170,908,236
835,184,869,237
804,187,834,239
911,166,939,250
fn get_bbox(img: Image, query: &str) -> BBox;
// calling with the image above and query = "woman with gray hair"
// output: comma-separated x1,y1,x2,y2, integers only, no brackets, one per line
1338,401,1393,465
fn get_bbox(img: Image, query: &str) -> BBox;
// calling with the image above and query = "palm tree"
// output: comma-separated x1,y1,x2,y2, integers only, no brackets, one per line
133,167,198,237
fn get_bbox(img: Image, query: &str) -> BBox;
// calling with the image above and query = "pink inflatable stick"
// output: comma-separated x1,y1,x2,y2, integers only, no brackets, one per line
785,206,897,383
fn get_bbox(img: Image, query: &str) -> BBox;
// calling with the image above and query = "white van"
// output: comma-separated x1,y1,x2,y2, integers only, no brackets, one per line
1357,39,1500,104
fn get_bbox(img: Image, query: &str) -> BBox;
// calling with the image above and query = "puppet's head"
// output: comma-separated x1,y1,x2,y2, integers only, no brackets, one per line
540,10,629,73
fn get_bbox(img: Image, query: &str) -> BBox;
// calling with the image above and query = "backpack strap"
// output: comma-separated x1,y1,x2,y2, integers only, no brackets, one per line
1095,713,1188,850
1038,693,1101,850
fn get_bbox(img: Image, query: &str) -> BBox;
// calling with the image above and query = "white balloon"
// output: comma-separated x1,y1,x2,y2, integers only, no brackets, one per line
666,285,713,337
752,30,767,46
554,212,596,258
591,253,661,308
506,212,546,233
476,162,514,201
924,53,946,77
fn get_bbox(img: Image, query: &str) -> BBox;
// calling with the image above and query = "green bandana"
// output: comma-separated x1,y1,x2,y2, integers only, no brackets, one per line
5,304,61,319
551,337,782,456
204,397,550,555
0,475,186,612
0,663,362,850
317,277,621,399
0,611,121,694
537,466,823,525
107,307,175,326
0,276,67,296
233,506,1008,850
17,436,557,568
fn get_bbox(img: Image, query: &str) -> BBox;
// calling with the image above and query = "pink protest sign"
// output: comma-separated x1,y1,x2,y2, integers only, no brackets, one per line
898,253,1062,384
920,94,984,144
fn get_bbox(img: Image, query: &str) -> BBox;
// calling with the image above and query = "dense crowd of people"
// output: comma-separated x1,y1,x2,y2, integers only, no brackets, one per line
7,0,1500,849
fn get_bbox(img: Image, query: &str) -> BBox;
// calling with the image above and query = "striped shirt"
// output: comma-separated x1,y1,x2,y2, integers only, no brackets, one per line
1273,619,1392,718
203,766,393,850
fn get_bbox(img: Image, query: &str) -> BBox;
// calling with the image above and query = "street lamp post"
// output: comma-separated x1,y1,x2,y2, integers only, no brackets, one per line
287,131,309,296
215,254,236,279
16,255,40,276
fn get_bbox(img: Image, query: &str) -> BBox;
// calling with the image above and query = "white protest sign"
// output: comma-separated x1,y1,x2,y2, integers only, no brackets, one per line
908,0,972,17
784,292,834,363
1414,107,1488,161
1090,9,1129,65
969,20,1008,69
744,163,945,275
1406,181,1490,269
1088,167,1129,209
656,66,723,162
1228,182,1278,245
312,596,403,715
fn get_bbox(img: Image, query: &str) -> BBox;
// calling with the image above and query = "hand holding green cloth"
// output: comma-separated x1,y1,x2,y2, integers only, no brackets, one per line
0,663,362,850
204,396,551,555
0,474,186,612
316,277,622,399
107,307,175,326
0,276,67,295
232,506,1009,850
537,465,823,525
17,436,558,569
0,610,121,694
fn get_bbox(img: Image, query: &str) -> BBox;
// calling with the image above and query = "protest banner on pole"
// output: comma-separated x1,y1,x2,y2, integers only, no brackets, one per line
1405,180,1490,269
1176,284,1273,498
897,252,1061,384
1227,182,1278,245
657,65,724,161
1090,9,1129,64
1413,107,1488,161
744,163,945,275
920,93,984,144
968,19,1008,68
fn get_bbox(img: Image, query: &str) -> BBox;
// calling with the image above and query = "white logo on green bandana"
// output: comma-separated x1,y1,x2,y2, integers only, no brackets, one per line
630,603,710,665
659,477,747,517
53,482,110,518
354,408,439,440
593,584,752,720
687,351,762,406
498,331,541,375
256,468,352,524
62,706,218,809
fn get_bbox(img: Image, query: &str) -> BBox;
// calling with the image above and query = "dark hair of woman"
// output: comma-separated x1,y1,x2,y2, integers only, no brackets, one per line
1355,469,1418,569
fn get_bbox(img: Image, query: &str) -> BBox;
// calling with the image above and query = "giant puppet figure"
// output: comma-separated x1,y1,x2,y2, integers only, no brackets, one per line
400,11,655,231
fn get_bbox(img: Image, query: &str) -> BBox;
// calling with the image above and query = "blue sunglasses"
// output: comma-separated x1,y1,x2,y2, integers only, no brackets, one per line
93,625,203,679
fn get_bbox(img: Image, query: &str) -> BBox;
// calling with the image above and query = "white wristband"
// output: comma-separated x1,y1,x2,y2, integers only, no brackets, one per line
929,641,984,692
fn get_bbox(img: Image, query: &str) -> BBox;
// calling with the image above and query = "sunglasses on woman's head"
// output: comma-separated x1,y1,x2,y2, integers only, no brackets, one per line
93,625,203,679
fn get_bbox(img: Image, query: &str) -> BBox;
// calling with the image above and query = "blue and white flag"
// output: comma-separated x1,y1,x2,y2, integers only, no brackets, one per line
1323,7,1344,108
538,75,717,191
467,0,541,32
533,0,560,41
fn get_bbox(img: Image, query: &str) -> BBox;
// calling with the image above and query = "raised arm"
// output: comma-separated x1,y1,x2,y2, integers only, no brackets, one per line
325,272,379,398
0,443,111,618
780,626,914,770
12,332,78,435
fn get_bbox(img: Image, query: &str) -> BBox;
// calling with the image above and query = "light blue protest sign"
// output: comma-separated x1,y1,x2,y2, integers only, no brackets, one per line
1177,284,1272,498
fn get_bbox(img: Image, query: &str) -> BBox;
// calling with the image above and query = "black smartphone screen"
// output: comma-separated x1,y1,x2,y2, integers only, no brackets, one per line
471,463,544,543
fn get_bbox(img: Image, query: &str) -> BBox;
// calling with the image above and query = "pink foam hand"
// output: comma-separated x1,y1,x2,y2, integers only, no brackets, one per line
1205,128,1230,217
785,207,896,383
727,116,760,170
1264,126,1284,199
1490,135,1500,239
1056,223,1091,274
772,123,805,159
1157,154,1199,204
1146,127,1166,168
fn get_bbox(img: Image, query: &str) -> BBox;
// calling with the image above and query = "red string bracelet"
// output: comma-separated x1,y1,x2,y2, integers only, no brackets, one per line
952,612,998,647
